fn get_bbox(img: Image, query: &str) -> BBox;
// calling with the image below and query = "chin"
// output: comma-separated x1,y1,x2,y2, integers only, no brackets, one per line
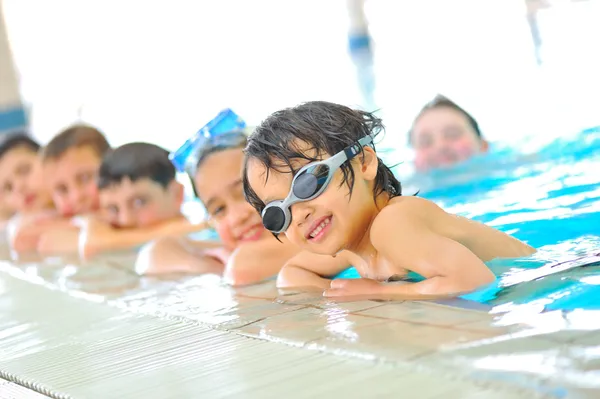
304,241,342,257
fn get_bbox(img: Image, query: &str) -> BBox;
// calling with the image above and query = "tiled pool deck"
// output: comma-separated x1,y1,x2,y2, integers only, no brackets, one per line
1,247,599,398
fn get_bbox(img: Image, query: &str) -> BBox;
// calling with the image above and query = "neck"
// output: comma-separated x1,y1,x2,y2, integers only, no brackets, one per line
344,191,392,268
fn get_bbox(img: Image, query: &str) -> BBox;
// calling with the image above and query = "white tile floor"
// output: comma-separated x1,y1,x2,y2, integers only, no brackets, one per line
0,269,559,398
2,252,598,398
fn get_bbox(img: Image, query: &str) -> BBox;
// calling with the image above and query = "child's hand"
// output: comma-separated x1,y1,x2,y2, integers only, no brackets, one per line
7,212,61,253
323,278,384,298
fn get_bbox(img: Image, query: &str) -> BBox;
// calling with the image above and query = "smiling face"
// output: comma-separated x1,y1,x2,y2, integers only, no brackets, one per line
411,106,488,171
245,144,380,255
44,145,102,217
194,148,271,251
0,146,52,213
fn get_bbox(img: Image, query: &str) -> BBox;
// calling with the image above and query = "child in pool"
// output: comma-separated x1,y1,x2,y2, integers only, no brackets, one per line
0,133,54,215
409,95,489,172
10,124,113,252
41,124,111,217
139,130,299,285
243,101,536,299
25,141,204,257
0,133,58,248
78,142,207,257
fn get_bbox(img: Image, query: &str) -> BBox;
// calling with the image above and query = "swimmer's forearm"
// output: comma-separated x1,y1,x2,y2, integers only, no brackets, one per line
123,220,209,244
380,276,491,299
93,220,210,253
136,237,224,275
276,264,332,290
37,227,80,255
224,240,300,286
325,274,494,300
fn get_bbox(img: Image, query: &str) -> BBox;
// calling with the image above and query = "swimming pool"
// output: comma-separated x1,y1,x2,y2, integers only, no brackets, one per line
341,125,600,311
2,127,600,399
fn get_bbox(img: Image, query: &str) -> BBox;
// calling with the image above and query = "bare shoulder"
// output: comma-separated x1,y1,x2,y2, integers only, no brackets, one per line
371,196,447,237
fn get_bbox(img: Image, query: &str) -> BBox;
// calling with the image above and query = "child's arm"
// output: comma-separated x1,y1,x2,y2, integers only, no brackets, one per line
223,237,300,286
324,204,496,299
8,212,73,253
136,236,225,275
79,216,209,258
37,226,80,255
277,250,352,290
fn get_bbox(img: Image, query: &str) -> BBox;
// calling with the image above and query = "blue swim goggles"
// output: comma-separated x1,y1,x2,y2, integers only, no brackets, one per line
169,108,247,174
262,134,374,234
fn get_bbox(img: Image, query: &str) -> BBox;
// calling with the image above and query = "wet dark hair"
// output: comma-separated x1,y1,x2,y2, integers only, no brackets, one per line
408,94,482,145
97,142,175,190
242,101,401,216
0,132,40,161
41,124,110,162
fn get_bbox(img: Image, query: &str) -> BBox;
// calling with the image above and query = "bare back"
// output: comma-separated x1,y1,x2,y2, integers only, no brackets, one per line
388,196,536,262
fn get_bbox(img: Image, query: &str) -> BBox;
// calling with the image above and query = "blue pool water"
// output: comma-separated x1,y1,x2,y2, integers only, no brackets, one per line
337,126,600,311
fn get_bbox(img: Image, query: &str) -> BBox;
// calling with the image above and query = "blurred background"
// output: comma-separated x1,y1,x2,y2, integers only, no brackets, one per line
1,0,599,161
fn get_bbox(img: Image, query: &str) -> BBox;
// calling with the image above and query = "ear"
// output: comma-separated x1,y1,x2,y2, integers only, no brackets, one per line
359,146,379,182
170,181,185,206
480,139,490,153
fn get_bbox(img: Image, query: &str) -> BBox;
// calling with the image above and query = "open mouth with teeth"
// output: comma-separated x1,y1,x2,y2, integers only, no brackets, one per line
307,216,332,242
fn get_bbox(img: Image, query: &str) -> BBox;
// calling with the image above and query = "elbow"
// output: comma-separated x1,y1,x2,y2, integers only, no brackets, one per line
478,268,497,287
275,264,305,288
223,245,284,287
223,254,277,286
223,267,268,287
463,268,496,293
275,264,294,288
135,236,179,275
135,240,162,275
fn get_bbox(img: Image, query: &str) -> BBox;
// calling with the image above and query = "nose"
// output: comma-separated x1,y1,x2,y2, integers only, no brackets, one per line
431,136,448,151
118,210,135,228
14,179,28,195
290,202,312,227
227,200,253,228
70,189,86,211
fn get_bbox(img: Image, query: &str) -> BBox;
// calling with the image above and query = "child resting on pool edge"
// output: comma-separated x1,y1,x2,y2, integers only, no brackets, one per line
139,130,299,284
21,141,205,257
243,101,536,300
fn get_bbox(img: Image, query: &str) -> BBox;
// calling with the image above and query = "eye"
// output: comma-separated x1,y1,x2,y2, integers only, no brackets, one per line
415,134,433,149
16,163,31,176
210,205,226,218
78,172,94,184
3,182,13,194
133,197,147,208
55,184,68,195
232,184,245,201
444,127,465,140
106,205,119,215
